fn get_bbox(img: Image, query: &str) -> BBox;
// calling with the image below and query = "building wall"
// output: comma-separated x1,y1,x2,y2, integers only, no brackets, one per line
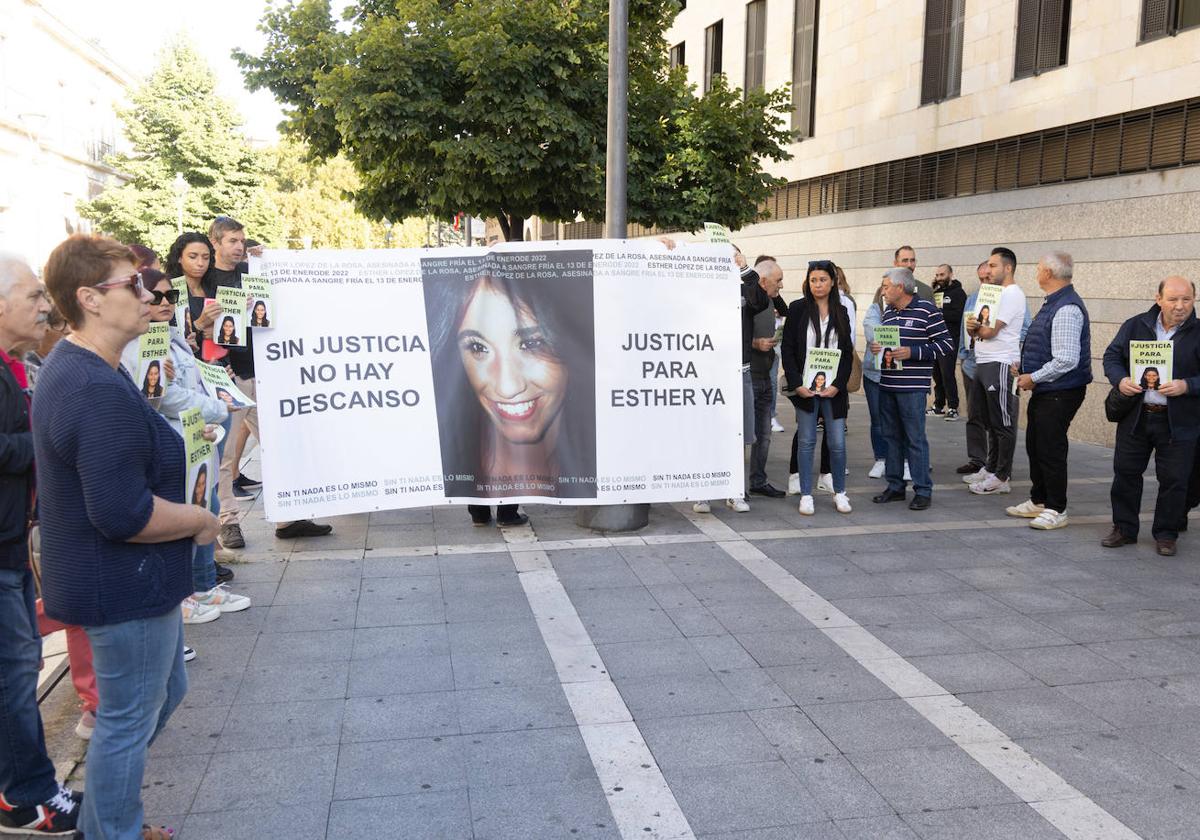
667,0,1200,182
0,0,132,269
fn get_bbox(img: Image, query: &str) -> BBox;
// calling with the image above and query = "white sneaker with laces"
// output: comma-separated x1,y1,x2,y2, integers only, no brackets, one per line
970,475,1011,495
787,473,801,495
692,501,711,514
181,597,220,625
1006,499,1045,518
771,416,784,433
962,468,989,484
834,493,852,514
903,461,912,482
798,495,815,515
726,497,750,513
184,646,197,662
192,584,251,613
868,460,885,479
1030,508,1068,530
816,473,834,494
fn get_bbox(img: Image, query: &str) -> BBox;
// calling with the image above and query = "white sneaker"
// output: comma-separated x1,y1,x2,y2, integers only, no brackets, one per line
771,416,784,433
192,584,251,613
798,495,815,515
726,497,750,513
1030,509,1068,530
903,461,912,482
1006,499,1045,518
692,501,711,514
868,460,885,479
816,473,834,494
183,646,197,662
969,475,1011,495
834,492,852,514
961,468,989,484
787,473,801,495
181,597,220,624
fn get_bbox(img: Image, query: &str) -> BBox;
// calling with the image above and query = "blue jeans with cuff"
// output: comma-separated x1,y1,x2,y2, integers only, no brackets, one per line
794,398,846,495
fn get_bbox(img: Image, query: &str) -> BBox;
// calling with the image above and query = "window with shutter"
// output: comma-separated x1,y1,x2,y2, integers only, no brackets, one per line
791,0,818,137
920,0,965,105
670,42,686,70
744,0,767,96
1015,0,1070,79
704,21,723,93
1014,0,1041,79
1141,0,1174,40
1180,0,1200,28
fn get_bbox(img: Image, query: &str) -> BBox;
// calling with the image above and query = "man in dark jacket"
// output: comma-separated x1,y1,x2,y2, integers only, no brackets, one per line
748,259,785,497
930,263,967,418
0,255,83,835
1102,276,1200,556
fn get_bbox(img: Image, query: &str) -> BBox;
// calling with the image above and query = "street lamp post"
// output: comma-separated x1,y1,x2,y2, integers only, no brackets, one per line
576,0,649,534
172,172,188,235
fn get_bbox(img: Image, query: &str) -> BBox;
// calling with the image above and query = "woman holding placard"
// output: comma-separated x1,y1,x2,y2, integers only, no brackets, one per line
782,260,855,516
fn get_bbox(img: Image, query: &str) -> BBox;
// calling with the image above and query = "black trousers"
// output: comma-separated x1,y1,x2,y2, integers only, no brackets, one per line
961,372,987,468
1111,411,1196,541
1025,387,1086,513
969,362,1019,480
468,504,519,523
931,349,960,411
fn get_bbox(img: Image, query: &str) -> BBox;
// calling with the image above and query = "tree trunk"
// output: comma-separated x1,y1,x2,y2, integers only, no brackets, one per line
498,212,525,242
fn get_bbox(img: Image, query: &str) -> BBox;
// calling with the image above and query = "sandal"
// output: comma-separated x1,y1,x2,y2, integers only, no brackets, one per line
142,826,174,840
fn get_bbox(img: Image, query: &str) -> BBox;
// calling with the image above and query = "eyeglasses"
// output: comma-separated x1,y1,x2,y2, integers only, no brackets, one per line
94,272,145,296
148,289,181,305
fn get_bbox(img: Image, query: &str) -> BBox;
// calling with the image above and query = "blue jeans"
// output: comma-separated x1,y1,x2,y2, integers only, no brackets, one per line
879,388,933,496
794,399,846,495
862,378,889,460
749,377,775,488
0,566,57,806
81,609,187,840
192,417,231,593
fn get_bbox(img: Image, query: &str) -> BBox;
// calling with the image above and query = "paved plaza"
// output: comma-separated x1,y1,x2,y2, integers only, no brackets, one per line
32,399,1200,839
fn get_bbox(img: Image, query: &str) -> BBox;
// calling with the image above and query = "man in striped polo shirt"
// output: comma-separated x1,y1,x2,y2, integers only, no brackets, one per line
869,268,955,510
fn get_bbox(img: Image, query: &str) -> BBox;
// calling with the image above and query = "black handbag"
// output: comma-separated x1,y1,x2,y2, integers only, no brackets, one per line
1104,386,1140,423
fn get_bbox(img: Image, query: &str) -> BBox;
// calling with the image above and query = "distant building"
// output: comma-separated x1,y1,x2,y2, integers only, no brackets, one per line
562,0,1200,444
0,0,134,268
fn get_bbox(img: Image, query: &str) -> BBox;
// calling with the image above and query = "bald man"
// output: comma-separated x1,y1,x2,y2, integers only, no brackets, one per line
1102,276,1200,556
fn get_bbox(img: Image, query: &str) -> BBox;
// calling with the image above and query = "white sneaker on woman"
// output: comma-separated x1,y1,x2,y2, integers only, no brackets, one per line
962,468,988,484
181,597,220,625
787,474,801,495
798,495,815,515
834,493,852,513
692,501,711,514
868,460,885,479
192,584,251,613
726,498,750,513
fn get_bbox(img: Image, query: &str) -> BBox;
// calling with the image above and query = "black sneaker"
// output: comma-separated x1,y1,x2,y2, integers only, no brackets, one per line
0,785,81,835
496,513,530,527
926,407,945,416
215,563,235,584
275,519,333,539
234,473,262,489
232,483,254,499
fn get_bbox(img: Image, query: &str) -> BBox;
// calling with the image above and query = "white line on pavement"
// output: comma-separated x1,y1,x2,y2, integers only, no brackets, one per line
675,504,1143,840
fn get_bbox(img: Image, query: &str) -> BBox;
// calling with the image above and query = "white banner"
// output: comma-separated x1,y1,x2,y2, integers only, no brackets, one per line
253,240,744,521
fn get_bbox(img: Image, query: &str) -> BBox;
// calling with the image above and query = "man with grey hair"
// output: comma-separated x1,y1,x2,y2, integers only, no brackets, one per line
748,258,787,497
0,255,84,834
868,267,954,510
1007,252,1091,530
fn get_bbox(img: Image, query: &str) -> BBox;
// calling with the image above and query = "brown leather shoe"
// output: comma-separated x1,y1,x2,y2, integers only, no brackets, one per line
1156,539,1177,556
1101,528,1136,548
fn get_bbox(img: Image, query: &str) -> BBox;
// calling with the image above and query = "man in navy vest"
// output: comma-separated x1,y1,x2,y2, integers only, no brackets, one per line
1010,252,1091,530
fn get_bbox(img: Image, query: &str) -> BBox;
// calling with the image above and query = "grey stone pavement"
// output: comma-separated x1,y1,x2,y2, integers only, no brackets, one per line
32,397,1200,839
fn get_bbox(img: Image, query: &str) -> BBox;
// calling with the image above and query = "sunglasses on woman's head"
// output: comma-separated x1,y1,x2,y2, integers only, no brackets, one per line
148,289,181,305
93,272,145,295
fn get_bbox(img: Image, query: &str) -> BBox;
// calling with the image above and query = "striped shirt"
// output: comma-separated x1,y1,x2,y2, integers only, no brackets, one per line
879,297,954,391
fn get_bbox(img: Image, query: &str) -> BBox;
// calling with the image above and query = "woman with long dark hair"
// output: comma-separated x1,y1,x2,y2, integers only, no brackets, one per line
250,300,269,327
423,259,597,507
782,260,855,516
141,360,163,399
216,316,238,346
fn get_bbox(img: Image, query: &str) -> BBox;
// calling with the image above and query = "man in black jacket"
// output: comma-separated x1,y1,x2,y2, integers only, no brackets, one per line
930,264,967,419
748,259,786,497
1102,276,1200,556
0,255,83,835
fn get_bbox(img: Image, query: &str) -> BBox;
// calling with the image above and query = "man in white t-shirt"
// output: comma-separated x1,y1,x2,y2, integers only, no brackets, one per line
963,247,1027,495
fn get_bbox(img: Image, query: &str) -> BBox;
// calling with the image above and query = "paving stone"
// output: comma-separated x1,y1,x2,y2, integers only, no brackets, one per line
148,704,229,758
248,628,355,665
1086,638,1200,677
1124,722,1200,777
847,746,1020,813
445,619,544,654
691,634,759,671
271,577,360,605
595,637,712,679
264,602,356,633
663,761,826,835
906,651,1041,693
1057,678,1200,727
181,802,331,840
616,671,747,719
906,590,1017,621
666,607,728,637
333,737,467,799
999,644,1135,686
799,572,900,600
353,624,451,659
747,707,838,760
900,803,1064,840
342,691,460,742
141,753,208,816
733,629,845,667
282,558,363,581
714,667,792,710
1096,788,1200,840
468,780,619,840
218,699,344,753
462,727,597,788
355,594,446,627
784,754,894,820
835,815,921,840
640,712,781,770
327,790,472,839
699,824,847,840
767,659,897,705
348,653,455,695
193,745,337,811
831,596,935,625
582,607,684,644
869,620,987,657
956,686,1113,738
455,684,576,733
950,614,1074,650
802,699,950,752
1016,730,1197,797
233,660,349,704
361,554,441,577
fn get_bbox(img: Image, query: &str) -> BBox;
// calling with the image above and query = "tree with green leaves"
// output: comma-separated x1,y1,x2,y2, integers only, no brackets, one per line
236,0,793,241
80,39,280,254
